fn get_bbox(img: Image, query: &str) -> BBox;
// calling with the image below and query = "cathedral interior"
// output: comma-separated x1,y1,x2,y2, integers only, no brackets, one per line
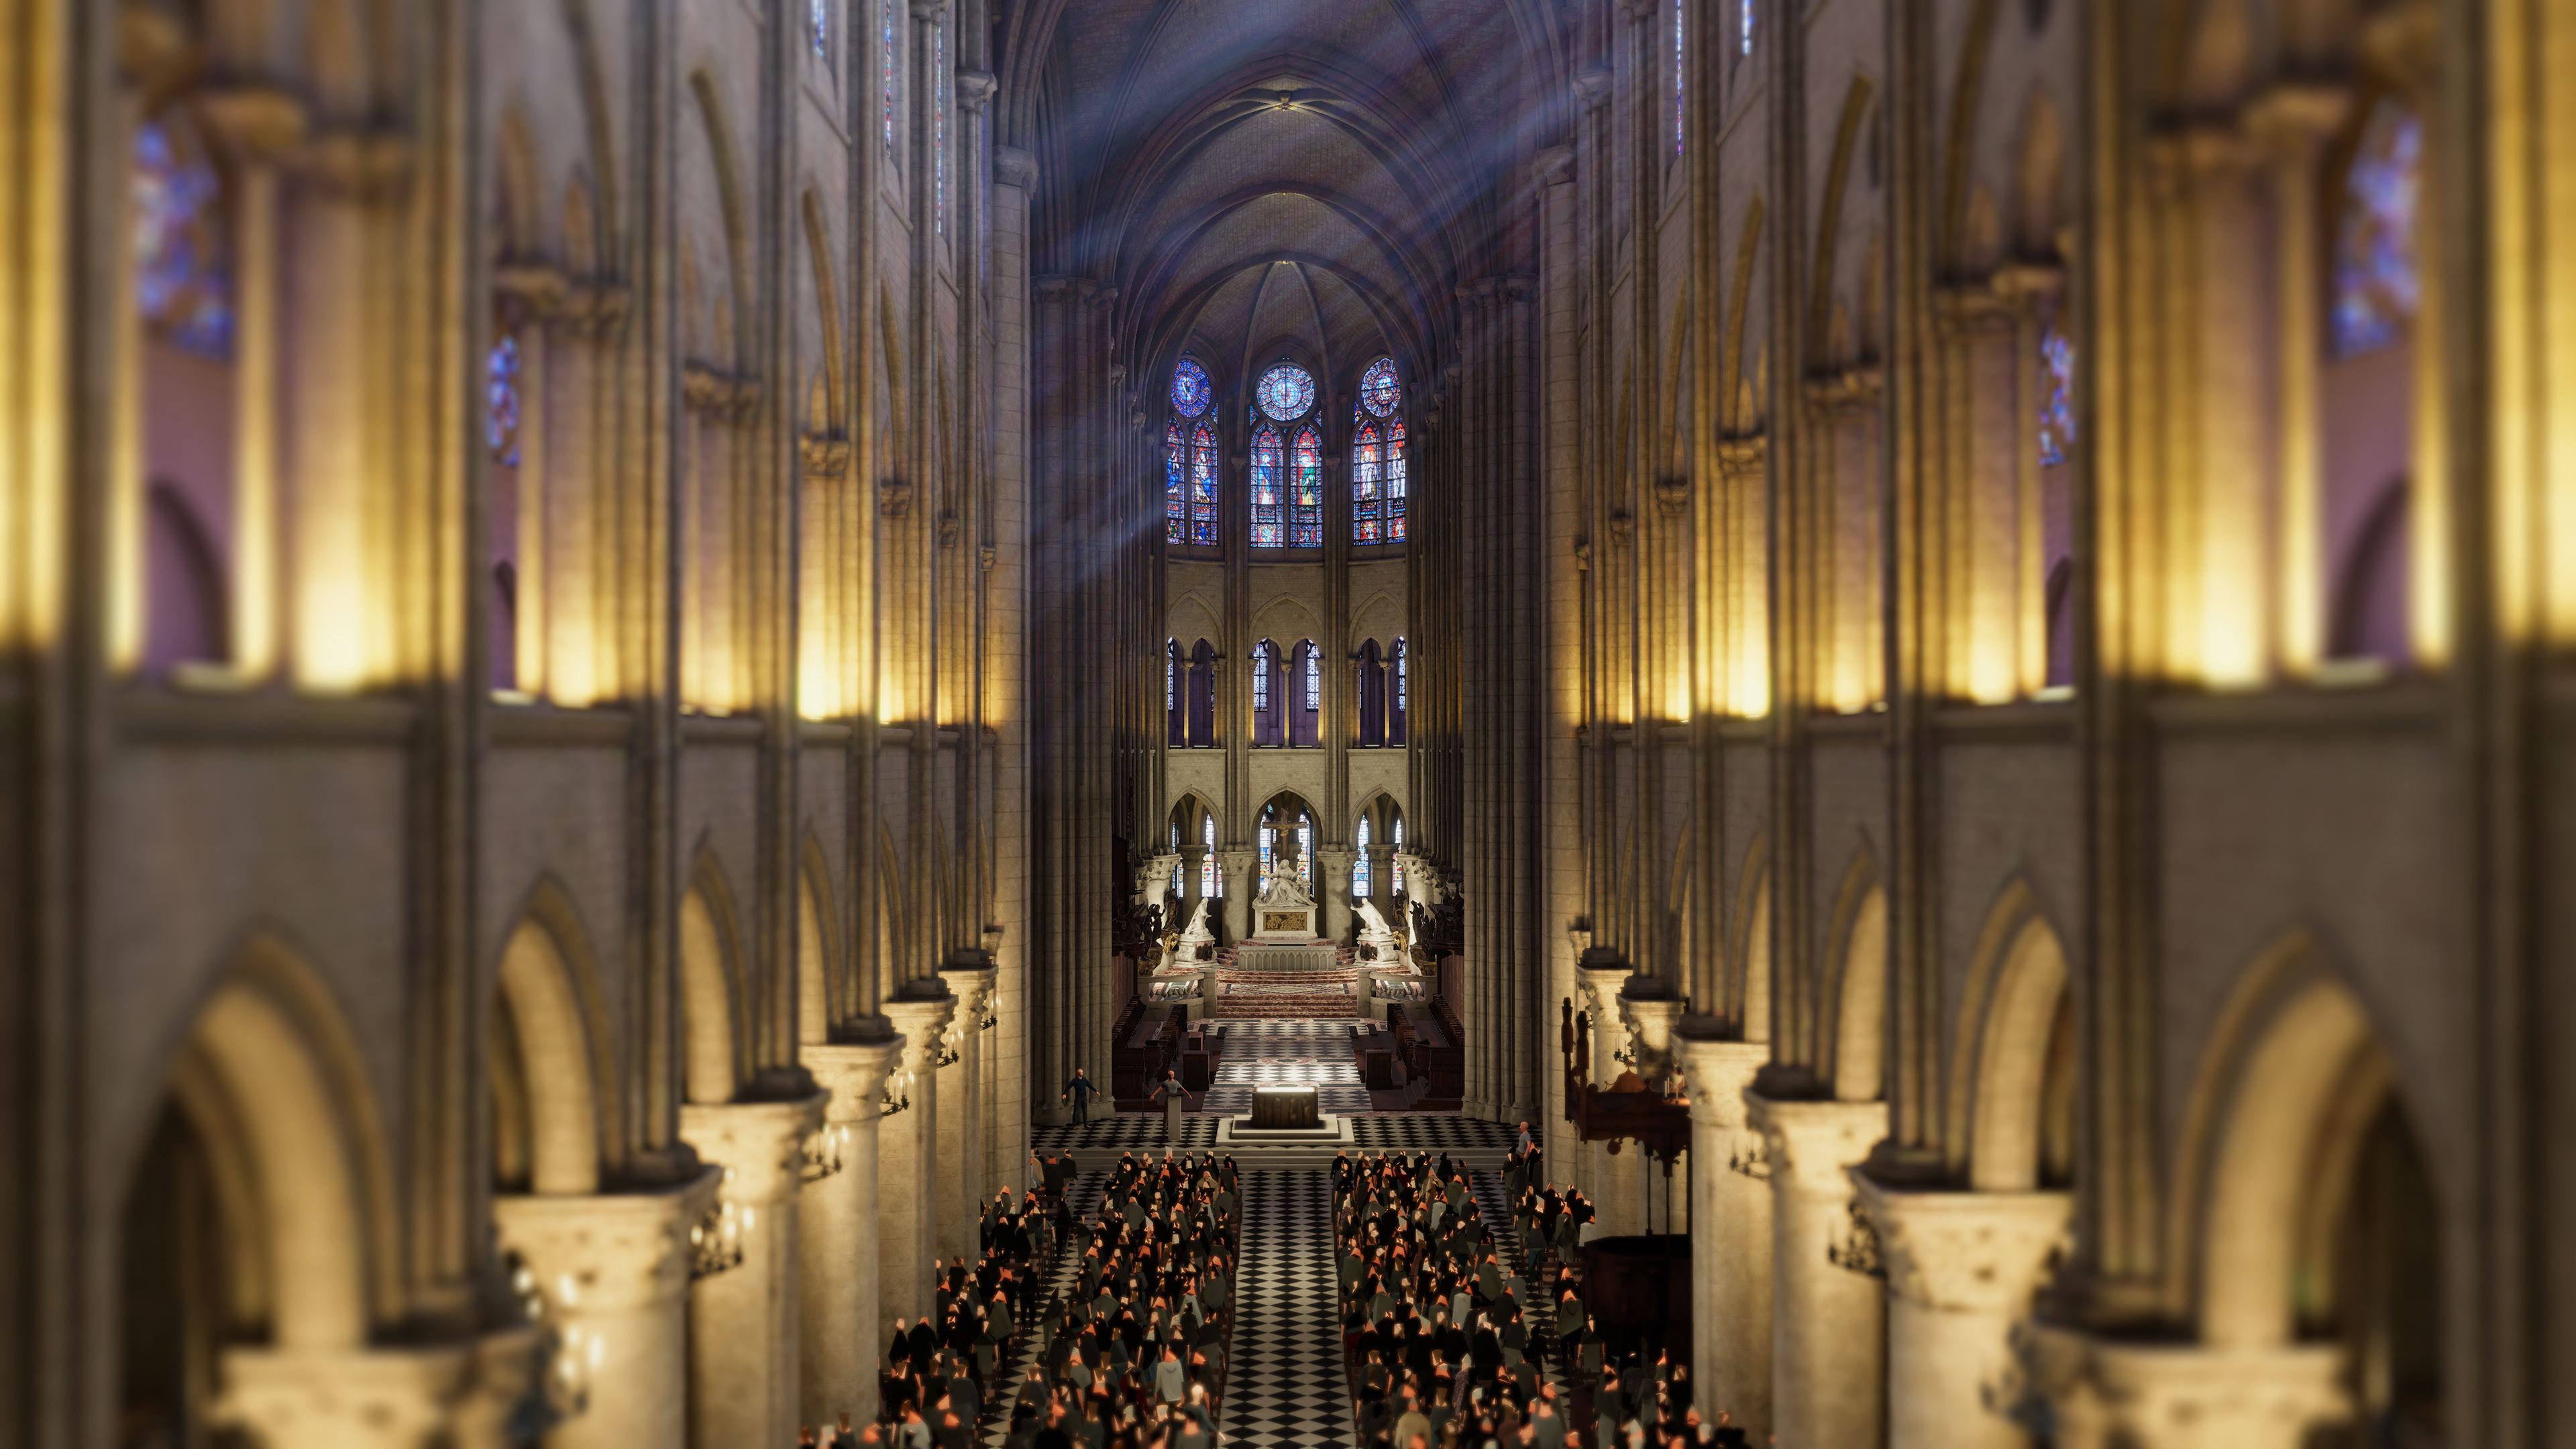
5,0,2573,1445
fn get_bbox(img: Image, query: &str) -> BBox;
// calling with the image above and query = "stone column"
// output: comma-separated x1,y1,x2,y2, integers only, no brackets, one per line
1855,1179,2072,1449
878,985,957,1321
2028,1330,2349,1449
1573,954,1635,1228
1218,849,1255,943
492,1173,720,1449
1747,1093,1888,1449
680,1095,827,1449
800,1038,904,1429
1678,1035,1772,1439
1318,845,1356,943
935,961,999,1263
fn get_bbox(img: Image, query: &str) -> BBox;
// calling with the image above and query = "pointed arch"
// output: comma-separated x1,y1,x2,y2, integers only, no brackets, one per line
800,834,842,1045
1946,877,2075,1191
492,879,616,1195
1821,853,1887,1100
802,189,846,434
680,849,749,1105
133,935,397,1350
1730,835,1772,1043
2174,934,2433,1353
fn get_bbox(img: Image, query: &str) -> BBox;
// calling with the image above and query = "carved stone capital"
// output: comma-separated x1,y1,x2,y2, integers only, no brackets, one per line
1849,1177,2072,1313
1676,1032,1768,1130
956,70,998,113
2025,1328,2351,1449
217,1334,535,1449
908,0,949,21
801,433,852,478
298,125,414,199
881,985,959,1081
994,145,1038,189
1744,1093,1886,1196
1572,68,1614,111
492,260,572,315
193,80,310,162
1652,474,1691,517
682,1095,828,1206
804,1039,907,1124
878,478,914,518
492,1171,722,1314
938,957,1000,1040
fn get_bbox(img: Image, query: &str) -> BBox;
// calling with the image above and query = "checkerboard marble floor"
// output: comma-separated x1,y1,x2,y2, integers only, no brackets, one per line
979,1172,1102,1448
1224,1167,1352,1449
1203,1020,1372,1116
1467,1169,1574,1401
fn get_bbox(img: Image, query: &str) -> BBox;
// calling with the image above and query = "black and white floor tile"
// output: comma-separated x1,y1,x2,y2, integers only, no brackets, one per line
1223,1168,1352,1449
1202,1021,1372,1116
1466,1169,1574,1401
1346,1116,1518,1152
979,1172,1103,1448
1032,1114,1221,1152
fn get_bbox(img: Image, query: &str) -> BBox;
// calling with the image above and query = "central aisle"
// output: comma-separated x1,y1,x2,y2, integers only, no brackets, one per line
1222,1166,1347,1448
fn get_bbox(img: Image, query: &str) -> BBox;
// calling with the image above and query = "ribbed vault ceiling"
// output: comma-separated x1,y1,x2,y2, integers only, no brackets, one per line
1003,0,1564,402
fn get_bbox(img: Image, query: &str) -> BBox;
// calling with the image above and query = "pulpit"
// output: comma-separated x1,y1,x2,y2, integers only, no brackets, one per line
1249,1085,1320,1130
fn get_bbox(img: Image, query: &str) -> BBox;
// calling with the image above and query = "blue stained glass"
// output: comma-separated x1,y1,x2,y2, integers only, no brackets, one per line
934,25,947,234
1741,0,1756,56
1298,816,1313,887
1290,425,1324,547
881,0,898,150
1252,640,1271,714
1256,362,1316,421
131,119,234,359
1355,817,1372,898
1189,423,1218,545
2330,102,2422,358
1387,417,1409,542
1202,814,1218,896
1171,357,1212,417
1675,0,1686,157
1250,425,1286,547
1165,420,1187,543
1352,420,1383,545
2037,325,2075,468
486,335,523,467
809,0,829,60
1359,356,1401,417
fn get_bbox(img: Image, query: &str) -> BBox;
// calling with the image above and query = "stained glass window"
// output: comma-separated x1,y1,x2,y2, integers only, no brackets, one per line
810,0,830,62
1252,640,1271,715
1393,637,1408,742
1290,425,1324,547
1741,0,1756,56
1387,417,1409,542
487,335,524,466
1189,422,1218,544
131,118,233,359
881,0,898,151
1202,814,1218,896
1164,641,1175,714
1297,815,1313,888
1303,643,1320,711
1354,817,1372,898
1250,424,1286,547
1675,0,1686,157
1359,357,1400,417
1171,356,1212,417
2037,324,2076,468
2330,101,2422,358
1258,825,1273,892
1165,421,1187,543
1352,421,1384,544
1255,362,1316,422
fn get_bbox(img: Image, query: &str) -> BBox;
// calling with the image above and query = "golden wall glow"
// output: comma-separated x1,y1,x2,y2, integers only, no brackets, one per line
2,25,66,651
232,168,279,680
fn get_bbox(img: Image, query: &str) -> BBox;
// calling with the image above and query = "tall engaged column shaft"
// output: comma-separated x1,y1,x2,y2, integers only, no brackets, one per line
681,1096,828,1449
800,1038,904,1428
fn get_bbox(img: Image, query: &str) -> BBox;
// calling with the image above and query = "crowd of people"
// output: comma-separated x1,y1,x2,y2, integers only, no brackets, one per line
1337,1140,1742,1449
800,1148,1237,1449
